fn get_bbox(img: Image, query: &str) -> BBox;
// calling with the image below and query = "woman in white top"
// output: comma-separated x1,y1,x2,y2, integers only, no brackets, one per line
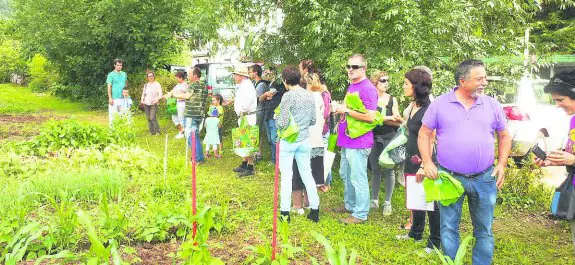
291,72,326,214
163,70,189,139
140,70,163,135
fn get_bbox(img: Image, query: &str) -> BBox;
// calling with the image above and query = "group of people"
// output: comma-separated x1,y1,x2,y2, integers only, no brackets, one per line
106,59,222,162
238,55,512,265
105,55,575,263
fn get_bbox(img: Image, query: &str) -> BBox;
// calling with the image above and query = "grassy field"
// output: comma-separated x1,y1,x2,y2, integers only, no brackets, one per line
0,83,574,264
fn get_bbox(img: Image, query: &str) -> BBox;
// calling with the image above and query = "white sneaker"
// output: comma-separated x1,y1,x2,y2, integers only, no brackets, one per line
396,234,422,242
424,247,434,254
175,133,184,139
291,208,305,215
382,202,392,216
370,200,379,209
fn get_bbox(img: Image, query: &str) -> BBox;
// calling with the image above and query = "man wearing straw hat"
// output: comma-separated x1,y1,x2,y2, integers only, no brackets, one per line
232,65,258,177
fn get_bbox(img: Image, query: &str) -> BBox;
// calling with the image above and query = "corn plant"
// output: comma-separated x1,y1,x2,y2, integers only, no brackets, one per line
433,234,474,265
310,231,357,265
177,206,225,265
76,210,124,265
243,220,303,265
99,193,129,243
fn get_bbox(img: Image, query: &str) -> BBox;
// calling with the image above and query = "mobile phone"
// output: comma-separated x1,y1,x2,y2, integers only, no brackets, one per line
531,145,547,160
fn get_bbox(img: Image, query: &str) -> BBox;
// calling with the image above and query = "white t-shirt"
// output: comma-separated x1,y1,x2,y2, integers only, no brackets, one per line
234,78,257,126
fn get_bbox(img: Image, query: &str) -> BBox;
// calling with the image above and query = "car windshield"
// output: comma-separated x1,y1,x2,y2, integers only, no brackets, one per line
500,78,552,106
214,66,234,86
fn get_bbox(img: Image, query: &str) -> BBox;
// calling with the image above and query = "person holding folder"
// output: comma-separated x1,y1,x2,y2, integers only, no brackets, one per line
395,68,440,254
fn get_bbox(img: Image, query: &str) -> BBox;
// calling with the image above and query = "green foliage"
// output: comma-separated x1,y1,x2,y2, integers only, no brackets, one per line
500,156,552,210
0,39,26,82
177,206,225,265
10,0,231,103
0,83,86,114
76,210,124,265
20,118,135,156
310,231,357,265
1,222,44,265
244,220,303,265
531,2,575,54
27,54,58,92
434,234,474,265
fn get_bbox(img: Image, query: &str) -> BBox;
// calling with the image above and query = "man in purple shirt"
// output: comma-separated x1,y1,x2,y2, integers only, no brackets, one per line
418,59,511,265
334,54,378,224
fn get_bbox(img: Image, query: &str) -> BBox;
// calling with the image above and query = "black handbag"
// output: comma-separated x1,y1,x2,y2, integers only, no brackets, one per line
550,174,575,220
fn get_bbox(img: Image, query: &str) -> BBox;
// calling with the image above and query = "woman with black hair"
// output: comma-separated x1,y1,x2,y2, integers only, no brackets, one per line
277,65,320,223
534,69,575,254
395,68,440,254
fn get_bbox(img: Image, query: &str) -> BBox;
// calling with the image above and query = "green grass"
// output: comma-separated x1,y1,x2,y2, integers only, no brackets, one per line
0,84,87,114
1,83,574,264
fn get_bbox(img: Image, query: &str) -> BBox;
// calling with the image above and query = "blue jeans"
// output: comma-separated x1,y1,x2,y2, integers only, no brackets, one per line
339,148,371,220
279,139,319,212
439,166,496,265
185,118,204,163
265,119,278,163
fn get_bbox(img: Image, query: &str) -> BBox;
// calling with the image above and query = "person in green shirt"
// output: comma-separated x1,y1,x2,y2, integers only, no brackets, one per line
182,67,209,163
106,59,128,127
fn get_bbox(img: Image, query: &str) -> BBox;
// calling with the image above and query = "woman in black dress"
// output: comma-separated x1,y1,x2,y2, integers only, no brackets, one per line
396,68,440,254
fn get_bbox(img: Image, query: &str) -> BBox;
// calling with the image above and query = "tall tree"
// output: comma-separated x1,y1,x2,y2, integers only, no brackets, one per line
11,0,232,100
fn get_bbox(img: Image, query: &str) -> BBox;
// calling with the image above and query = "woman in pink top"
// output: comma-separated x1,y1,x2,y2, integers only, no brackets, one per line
140,70,163,135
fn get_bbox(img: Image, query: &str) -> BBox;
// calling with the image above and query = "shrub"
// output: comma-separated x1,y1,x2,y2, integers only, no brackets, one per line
20,119,135,156
28,54,59,92
499,156,553,210
0,39,27,83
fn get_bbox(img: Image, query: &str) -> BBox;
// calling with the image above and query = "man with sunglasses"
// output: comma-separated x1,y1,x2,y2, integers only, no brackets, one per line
334,54,379,224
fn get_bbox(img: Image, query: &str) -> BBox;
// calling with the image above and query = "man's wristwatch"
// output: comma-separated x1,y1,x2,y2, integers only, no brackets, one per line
344,111,350,116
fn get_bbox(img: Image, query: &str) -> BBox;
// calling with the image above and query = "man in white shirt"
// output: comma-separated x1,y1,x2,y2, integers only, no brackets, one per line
232,66,258,177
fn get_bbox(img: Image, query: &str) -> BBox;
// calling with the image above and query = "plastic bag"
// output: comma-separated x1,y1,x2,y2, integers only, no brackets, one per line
422,171,465,206
166,98,177,115
232,116,259,157
378,126,408,168
344,92,384,139
278,112,299,143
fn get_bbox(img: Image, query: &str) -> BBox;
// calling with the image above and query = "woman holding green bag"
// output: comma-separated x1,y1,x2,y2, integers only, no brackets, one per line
367,70,403,215
277,66,320,223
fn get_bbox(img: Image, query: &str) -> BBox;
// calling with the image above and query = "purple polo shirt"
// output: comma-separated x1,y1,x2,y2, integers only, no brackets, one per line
422,87,507,175
337,78,378,149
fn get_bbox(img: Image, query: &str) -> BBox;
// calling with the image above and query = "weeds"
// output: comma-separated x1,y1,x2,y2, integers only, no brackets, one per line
433,234,474,265
310,231,357,265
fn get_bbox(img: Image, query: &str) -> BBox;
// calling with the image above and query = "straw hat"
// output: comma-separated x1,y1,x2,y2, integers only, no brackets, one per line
232,66,250,77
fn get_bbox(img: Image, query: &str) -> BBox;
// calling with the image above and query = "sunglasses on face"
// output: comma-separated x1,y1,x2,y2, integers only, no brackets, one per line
379,78,389,83
147,75,154,78
345,64,363,70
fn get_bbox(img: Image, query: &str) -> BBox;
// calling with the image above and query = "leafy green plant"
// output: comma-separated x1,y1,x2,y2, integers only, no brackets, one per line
177,206,225,265
76,210,124,265
19,119,135,156
0,222,44,265
310,231,357,265
27,53,59,92
244,220,303,265
433,234,474,265
500,156,552,210
99,193,129,243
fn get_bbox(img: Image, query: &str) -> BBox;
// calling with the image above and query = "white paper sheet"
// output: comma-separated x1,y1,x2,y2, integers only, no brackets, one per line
323,149,336,182
405,174,435,211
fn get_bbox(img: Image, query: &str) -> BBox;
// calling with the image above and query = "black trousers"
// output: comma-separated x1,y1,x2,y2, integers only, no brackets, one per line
409,202,441,249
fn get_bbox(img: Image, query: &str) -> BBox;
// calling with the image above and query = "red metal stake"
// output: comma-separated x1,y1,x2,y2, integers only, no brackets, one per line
191,130,197,240
271,141,279,261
